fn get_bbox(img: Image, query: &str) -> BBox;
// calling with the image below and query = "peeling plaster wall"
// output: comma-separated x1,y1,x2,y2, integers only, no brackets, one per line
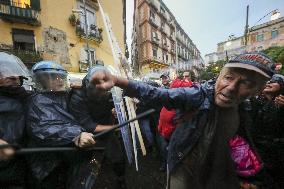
42,27,71,65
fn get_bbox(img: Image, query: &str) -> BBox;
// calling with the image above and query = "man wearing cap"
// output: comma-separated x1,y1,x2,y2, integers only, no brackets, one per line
90,52,275,189
160,73,171,88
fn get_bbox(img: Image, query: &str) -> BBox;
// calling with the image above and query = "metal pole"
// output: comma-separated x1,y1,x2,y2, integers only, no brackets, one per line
244,5,249,46
83,0,92,69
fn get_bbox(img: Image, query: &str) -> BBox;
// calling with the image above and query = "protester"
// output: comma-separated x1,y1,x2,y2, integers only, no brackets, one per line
69,65,126,189
90,52,274,189
182,71,193,85
0,52,31,188
26,61,96,189
160,72,171,88
241,74,284,188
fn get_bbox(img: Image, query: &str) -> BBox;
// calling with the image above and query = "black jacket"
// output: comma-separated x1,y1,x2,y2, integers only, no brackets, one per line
26,92,83,181
0,89,28,185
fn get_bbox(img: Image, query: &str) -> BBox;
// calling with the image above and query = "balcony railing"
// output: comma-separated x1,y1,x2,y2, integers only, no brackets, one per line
151,36,159,45
1,49,43,69
162,42,168,50
160,10,168,20
0,1,41,26
75,25,103,44
149,17,159,28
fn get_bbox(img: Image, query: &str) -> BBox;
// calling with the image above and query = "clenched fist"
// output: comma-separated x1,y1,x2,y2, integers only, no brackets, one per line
74,132,96,148
0,139,15,161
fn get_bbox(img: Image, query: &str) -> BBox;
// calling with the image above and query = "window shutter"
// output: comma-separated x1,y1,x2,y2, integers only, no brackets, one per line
31,0,40,10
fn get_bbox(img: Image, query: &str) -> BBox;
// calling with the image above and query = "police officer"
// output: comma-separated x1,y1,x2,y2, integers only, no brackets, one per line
0,52,31,188
69,65,126,189
26,61,96,189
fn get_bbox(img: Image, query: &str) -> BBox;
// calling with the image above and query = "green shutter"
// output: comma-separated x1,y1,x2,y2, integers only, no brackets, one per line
31,0,40,11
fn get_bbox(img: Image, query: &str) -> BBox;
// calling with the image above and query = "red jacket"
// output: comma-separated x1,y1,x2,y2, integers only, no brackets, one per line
158,79,193,139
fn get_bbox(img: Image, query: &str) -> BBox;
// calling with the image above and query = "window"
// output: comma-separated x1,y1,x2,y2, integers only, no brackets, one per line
12,29,35,51
152,47,158,58
151,31,158,41
171,42,175,51
170,29,174,37
271,30,278,39
160,6,166,14
81,48,96,64
9,0,31,8
150,10,155,19
89,50,95,64
256,34,264,42
162,37,167,45
161,22,165,30
79,4,96,34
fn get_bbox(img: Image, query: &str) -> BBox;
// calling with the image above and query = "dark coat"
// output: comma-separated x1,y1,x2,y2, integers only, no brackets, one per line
26,93,83,181
68,88,124,164
0,89,28,186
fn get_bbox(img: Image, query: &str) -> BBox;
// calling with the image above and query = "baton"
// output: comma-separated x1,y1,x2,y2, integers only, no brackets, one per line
0,109,155,154
93,109,155,139
0,144,105,154
16,146,105,154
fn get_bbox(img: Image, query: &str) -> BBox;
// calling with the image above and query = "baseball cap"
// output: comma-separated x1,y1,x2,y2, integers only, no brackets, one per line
224,52,275,78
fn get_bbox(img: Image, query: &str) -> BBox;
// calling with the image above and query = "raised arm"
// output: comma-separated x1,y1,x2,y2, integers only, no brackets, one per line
91,71,205,111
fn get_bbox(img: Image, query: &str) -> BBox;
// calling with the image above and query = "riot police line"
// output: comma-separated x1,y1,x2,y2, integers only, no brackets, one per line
0,51,151,189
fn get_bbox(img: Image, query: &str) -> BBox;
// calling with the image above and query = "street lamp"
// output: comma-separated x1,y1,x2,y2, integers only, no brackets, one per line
72,0,92,70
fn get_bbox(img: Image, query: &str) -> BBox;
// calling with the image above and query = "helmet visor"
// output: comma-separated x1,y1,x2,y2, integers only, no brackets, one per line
0,52,30,79
34,71,69,92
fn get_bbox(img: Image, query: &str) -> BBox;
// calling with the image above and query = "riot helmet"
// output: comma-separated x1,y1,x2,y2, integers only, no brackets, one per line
83,65,111,100
32,61,69,92
0,52,30,87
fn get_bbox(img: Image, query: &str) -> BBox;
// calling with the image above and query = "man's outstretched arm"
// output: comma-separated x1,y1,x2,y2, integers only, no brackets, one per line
91,70,205,111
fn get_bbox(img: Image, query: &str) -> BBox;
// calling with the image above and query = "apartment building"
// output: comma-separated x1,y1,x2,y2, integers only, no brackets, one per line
205,16,284,65
131,0,202,76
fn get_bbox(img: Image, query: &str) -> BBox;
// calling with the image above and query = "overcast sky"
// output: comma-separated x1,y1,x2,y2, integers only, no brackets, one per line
126,0,284,59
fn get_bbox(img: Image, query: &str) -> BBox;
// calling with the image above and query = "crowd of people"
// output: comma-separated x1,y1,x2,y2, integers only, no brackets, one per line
0,51,284,189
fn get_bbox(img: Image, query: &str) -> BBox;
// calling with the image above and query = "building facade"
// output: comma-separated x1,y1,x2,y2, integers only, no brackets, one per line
205,16,284,66
247,16,284,52
131,0,202,77
0,0,126,72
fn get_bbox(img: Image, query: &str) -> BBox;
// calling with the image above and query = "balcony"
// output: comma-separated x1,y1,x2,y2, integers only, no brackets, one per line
75,25,103,44
161,42,169,51
2,49,43,69
151,36,159,45
149,17,159,28
161,25,167,35
150,56,169,66
147,0,159,10
169,20,175,28
0,0,41,26
160,10,168,20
